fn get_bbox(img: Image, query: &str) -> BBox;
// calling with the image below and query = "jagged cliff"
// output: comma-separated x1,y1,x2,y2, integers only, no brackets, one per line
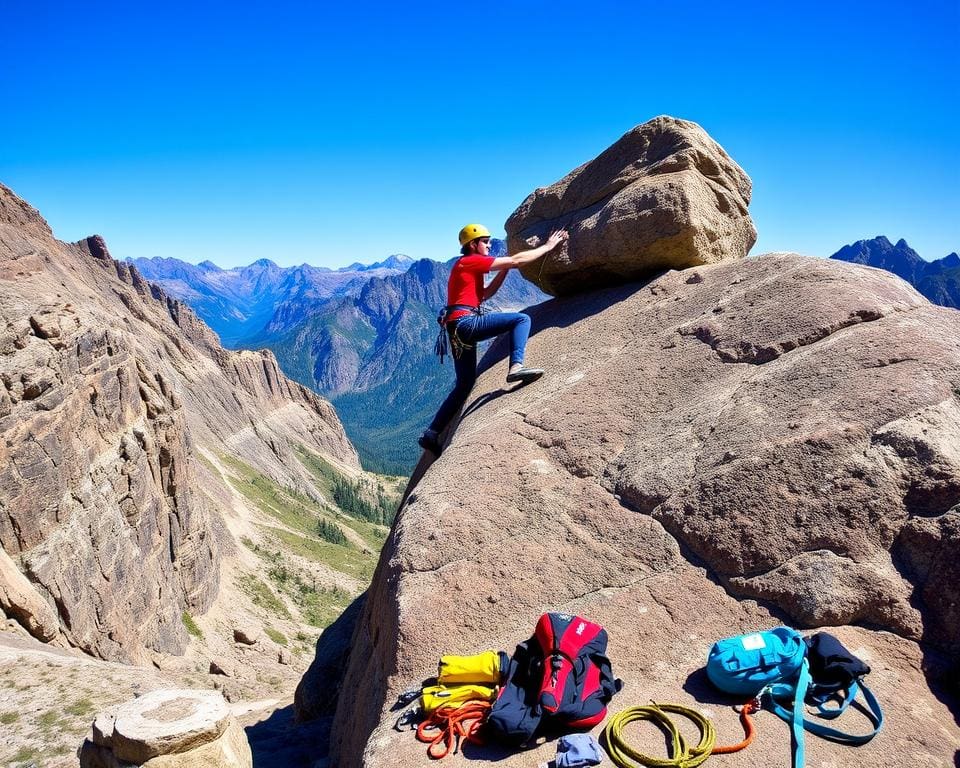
0,183,359,664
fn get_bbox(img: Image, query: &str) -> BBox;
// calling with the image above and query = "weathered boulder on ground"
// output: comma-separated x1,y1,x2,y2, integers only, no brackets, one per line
315,254,960,767
507,116,757,296
232,622,261,646
79,689,252,767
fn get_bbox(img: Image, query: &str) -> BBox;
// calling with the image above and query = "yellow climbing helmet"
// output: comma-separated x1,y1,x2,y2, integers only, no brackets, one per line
458,223,491,246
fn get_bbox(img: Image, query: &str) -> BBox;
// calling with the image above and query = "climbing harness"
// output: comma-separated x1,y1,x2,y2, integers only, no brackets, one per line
415,700,492,759
433,304,482,363
602,702,717,768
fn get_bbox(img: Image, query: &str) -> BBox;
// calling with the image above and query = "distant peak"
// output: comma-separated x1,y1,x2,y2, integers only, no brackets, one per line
339,254,416,272
250,258,278,269
198,260,221,271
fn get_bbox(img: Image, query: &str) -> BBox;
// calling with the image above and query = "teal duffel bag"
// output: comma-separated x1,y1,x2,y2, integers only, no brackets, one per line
706,626,807,697
706,627,882,768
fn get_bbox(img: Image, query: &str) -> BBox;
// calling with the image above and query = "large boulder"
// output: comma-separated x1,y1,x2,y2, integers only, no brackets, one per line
78,689,252,767
507,116,757,296
321,254,960,767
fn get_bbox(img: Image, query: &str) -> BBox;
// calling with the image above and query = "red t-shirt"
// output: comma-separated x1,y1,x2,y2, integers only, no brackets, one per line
446,255,495,322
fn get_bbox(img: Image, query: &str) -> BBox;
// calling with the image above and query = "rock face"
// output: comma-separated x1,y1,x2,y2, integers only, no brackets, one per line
79,688,252,767
507,116,757,296
0,183,359,663
320,254,960,767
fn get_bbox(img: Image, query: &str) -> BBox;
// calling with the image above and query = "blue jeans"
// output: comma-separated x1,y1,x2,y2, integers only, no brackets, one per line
427,311,531,433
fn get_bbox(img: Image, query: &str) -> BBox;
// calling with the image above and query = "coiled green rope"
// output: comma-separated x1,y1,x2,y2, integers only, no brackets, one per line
602,702,717,768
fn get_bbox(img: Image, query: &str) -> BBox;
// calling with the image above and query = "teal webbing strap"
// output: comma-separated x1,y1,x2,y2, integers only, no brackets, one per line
768,677,883,753
811,680,859,718
791,657,810,768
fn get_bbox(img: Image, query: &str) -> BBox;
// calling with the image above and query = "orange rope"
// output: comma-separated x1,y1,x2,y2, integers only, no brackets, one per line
415,700,492,759
711,699,759,754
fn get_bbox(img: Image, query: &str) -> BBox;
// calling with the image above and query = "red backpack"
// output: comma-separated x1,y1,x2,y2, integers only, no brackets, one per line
487,613,621,745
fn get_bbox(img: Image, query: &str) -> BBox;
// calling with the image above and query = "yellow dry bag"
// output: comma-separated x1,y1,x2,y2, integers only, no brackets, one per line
437,650,504,685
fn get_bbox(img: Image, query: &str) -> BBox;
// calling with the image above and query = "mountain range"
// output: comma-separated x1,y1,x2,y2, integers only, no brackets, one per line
131,254,414,347
134,244,547,474
829,236,960,307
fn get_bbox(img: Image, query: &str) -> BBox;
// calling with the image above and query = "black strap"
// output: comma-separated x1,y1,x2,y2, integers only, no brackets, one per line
434,305,481,364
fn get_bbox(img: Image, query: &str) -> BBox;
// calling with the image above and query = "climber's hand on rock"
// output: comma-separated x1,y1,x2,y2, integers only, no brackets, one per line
546,230,568,249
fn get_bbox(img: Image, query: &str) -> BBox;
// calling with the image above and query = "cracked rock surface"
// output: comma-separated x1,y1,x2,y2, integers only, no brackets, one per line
322,253,960,767
0,183,359,664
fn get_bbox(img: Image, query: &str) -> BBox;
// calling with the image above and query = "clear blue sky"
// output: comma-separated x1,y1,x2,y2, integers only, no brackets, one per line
3,0,957,268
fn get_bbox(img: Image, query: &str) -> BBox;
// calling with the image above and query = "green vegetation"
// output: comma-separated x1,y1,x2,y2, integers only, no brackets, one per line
0,711,18,725
264,626,288,646
237,573,292,620
38,710,61,728
222,452,394,628
222,451,389,549
244,538,358,628
266,525,373,581
12,747,40,764
295,445,398,526
332,476,395,525
221,454,329,539
182,611,204,639
317,517,348,545
65,698,95,717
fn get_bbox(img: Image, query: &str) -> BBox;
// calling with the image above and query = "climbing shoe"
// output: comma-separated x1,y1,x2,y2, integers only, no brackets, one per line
506,367,544,384
418,429,441,454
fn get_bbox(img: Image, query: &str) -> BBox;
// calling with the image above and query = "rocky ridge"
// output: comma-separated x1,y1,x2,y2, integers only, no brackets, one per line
304,117,960,767
321,253,960,768
0,181,361,665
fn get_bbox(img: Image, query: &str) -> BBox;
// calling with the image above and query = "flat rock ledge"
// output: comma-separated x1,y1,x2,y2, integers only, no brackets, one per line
78,688,252,768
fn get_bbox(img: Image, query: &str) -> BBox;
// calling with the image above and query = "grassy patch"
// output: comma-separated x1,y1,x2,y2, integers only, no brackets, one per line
244,537,359,629
38,710,62,728
221,454,328,538
265,525,373,580
295,445,399,526
12,747,40,764
182,611,204,640
264,626,288,646
293,445,340,498
65,697,95,717
237,573,293,620
0,711,18,725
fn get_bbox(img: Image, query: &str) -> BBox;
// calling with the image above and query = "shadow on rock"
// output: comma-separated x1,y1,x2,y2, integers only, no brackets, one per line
294,593,366,723
682,667,745,707
478,279,657,376
246,705,330,768
461,387,515,420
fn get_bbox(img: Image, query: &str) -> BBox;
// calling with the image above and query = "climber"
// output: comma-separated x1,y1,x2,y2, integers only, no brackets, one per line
418,223,568,454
